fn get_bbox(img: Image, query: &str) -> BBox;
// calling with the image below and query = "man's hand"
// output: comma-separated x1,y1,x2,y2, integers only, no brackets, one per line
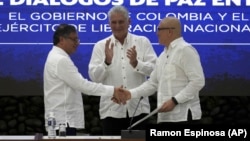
127,46,138,68
112,86,131,105
105,38,114,65
158,99,176,112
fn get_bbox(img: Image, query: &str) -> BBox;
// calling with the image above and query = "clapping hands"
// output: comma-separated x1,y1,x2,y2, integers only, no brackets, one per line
112,86,131,105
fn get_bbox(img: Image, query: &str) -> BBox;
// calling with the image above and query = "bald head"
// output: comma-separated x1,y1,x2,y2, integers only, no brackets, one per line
157,17,183,47
161,17,182,37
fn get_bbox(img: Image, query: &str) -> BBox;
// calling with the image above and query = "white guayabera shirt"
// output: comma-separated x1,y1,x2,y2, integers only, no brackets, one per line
130,37,205,123
44,46,114,129
89,33,157,119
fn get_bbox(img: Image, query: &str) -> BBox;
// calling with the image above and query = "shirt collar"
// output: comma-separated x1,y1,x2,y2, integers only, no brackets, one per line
111,33,130,45
53,46,69,57
164,37,184,53
169,37,184,49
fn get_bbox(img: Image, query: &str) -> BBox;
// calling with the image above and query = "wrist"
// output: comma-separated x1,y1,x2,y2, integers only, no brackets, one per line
172,97,178,105
130,60,138,68
105,60,111,66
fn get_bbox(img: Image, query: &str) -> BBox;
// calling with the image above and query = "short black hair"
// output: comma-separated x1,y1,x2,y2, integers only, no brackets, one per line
53,24,77,45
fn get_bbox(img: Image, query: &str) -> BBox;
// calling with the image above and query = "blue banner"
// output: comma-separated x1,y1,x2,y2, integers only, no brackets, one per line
0,0,250,95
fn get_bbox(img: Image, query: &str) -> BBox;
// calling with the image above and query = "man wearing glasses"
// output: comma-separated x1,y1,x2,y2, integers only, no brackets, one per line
118,16,205,125
43,24,124,136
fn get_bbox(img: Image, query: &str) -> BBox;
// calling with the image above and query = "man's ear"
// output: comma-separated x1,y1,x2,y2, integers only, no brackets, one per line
128,18,131,25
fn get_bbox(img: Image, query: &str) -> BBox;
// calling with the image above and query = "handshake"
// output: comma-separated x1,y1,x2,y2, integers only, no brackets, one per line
112,86,132,105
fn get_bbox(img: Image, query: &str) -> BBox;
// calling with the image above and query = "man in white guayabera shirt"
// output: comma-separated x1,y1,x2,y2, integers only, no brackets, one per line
44,24,125,136
117,16,205,126
88,5,157,135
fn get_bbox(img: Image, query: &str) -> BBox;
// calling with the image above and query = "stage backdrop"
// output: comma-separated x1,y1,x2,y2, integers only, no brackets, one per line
0,0,250,96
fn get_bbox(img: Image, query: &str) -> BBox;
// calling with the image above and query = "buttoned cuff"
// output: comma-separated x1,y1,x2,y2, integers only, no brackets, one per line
134,60,143,72
105,85,115,97
129,89,140,99
175,93,187,104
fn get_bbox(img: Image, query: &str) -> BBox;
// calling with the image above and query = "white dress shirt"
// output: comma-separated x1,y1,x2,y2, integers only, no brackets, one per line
88,33,157,119
44,46,114,129
130,37,205,123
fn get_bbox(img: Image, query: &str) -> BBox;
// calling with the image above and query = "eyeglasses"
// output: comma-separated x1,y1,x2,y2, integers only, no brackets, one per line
66,37,80,43
157,27,175,31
